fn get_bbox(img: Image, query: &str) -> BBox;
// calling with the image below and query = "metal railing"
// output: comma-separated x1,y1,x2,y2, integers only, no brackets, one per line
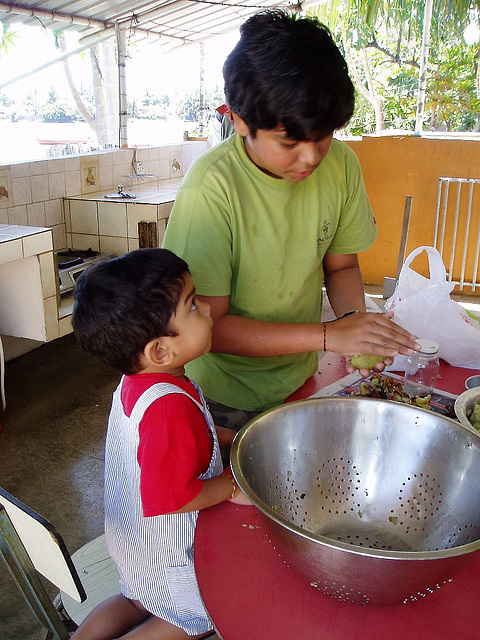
434,177,480,292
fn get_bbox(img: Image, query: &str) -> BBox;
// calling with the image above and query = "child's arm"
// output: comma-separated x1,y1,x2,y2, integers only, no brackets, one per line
173,471,252,513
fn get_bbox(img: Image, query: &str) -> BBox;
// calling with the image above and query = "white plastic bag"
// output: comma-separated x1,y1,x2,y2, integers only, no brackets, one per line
384,246,480,370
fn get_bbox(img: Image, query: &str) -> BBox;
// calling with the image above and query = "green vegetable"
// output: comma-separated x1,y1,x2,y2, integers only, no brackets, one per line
351,355,384,371
467,400,480,431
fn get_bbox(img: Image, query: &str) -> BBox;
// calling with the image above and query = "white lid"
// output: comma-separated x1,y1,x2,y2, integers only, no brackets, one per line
416,338,439,354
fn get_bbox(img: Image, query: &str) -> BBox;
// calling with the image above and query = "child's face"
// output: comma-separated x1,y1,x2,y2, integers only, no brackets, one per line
235,118,333,183
168,274,213,365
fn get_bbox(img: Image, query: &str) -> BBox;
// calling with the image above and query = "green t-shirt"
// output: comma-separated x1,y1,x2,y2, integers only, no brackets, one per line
163,134,377,411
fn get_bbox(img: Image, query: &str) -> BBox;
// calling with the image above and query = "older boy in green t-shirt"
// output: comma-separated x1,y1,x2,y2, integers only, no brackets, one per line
163,10,417,425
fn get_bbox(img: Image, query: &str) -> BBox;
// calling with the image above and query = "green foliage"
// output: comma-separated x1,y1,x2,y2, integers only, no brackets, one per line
309,0,480,134
41,87,80,122
0,22,18,60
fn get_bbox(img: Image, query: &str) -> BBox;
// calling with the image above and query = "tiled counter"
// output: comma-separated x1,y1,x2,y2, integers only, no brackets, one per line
0,225,65,342
64,178,181,254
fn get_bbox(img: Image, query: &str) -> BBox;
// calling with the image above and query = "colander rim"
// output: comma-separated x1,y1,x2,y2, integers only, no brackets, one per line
231,396,480,562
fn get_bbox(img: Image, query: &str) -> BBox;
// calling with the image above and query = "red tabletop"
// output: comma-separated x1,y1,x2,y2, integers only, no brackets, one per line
195,504,480,640
195,356,480,640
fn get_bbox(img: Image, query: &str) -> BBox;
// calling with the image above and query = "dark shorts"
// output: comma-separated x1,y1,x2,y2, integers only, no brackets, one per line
206,399,263,467
205,398,262,432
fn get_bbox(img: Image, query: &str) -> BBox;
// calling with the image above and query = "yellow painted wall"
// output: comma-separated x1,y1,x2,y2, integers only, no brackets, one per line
346,135,480,295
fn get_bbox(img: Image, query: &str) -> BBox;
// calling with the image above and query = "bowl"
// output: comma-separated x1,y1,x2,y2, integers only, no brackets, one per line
231,396,480,605
465,374,480,389
455,387,480,433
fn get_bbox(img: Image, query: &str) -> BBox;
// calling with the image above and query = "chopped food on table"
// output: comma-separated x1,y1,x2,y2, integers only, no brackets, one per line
467,398,480,431
349,373,456,417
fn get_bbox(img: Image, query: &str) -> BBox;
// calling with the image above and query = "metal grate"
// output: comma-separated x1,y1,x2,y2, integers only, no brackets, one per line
434,177,480,292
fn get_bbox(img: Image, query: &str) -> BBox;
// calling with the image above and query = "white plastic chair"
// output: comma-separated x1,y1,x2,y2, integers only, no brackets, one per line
0,487,119,639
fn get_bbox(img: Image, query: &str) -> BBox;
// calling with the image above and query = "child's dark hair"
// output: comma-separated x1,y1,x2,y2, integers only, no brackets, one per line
72,248,189,375
223,10,354,140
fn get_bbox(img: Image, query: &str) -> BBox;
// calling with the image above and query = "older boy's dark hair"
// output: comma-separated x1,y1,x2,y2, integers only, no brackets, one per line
72,248,189,375
223,10,354,139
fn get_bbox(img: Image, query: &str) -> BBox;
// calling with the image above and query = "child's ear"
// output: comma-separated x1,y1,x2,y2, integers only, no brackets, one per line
143,338,173,367
231,112,250,137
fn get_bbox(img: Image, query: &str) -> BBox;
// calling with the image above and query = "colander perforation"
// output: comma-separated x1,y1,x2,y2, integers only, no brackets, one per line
268,459,479,552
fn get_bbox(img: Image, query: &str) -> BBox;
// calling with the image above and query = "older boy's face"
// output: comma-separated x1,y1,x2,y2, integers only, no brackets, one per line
234,117,333,182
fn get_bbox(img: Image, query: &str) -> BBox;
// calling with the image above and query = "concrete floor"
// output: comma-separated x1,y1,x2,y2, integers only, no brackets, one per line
0,333,121,640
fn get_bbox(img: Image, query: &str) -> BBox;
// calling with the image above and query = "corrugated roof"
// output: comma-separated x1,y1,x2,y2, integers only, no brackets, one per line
0,0,314,49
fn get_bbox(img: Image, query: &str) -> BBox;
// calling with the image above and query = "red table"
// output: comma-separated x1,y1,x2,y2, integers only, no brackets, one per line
194,355,480,640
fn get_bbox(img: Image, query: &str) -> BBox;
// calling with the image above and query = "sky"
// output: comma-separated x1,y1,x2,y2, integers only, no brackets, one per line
0,23,239,103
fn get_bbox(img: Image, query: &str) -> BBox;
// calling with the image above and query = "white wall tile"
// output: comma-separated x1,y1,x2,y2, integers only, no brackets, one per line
112,167,126,189
0,239,22,264
148,147,160,161
64,156,80,172
31,174,50,202
45,198,64,227
44,295,60,341
27,202,46,227
98,201,127,237
70,200,98,235
23,231,53,257
70,233,100,251
100,166,113,191
99,235,128,254
158,218,167,246
64,200,71,232
99,152,114,168
65,170,81,197
8,205,28,226
11,163,31,178
29,161,48,176
158,158,169,180
158,202,173,220
58,315,73,337
51,224,67,251
47,158,65,174
183,157,193,173
0,210,8,224
48,172,66,199
12,177,32,206
126,203,157,239
136,148,149,162
38,251,57,299
128,237,139,251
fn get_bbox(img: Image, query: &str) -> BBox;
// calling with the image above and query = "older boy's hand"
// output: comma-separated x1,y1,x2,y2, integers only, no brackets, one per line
326,311,419,368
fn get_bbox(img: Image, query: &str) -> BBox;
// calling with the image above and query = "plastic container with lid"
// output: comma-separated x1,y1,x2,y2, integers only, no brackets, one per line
403,338,440,397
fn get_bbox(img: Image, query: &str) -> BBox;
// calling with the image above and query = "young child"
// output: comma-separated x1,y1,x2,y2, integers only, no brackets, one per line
163,9,418,430
71,248,250,640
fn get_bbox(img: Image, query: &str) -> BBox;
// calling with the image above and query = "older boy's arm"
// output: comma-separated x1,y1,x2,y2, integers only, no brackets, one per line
322,252,367,317
199,293,417,359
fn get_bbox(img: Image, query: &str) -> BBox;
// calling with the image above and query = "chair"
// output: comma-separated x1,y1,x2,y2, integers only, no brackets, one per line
0,486,119,639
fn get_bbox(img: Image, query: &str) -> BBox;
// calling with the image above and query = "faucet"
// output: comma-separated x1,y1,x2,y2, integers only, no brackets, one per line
116,184,136,199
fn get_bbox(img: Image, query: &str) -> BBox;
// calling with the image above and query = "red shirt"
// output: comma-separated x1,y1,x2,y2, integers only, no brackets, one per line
121,373,213,516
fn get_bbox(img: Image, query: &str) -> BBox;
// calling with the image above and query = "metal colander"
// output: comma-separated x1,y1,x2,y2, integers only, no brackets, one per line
231,396,480,605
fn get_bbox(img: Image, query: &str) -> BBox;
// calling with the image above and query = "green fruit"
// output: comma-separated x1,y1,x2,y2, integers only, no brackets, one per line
351,355,384,370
